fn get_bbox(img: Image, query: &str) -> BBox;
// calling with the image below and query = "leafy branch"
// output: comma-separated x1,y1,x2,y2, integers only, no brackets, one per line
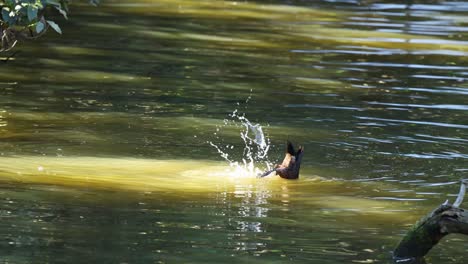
0,0,98,52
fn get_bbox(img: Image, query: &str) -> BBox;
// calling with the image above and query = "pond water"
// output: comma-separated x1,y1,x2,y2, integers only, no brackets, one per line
0,0,467,263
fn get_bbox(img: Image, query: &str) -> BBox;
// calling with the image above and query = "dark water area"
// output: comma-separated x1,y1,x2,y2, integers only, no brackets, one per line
0,0,467,263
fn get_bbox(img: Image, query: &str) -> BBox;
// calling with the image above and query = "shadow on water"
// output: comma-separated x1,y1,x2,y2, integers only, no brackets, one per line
0,0,467,263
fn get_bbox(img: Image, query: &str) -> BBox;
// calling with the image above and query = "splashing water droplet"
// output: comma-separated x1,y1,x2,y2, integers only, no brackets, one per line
208,110,273,177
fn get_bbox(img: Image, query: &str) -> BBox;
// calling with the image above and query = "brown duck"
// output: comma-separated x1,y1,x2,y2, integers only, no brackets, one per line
259,141,304,179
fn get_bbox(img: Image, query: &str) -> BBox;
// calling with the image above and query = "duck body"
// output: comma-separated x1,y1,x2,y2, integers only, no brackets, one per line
259,141,304,179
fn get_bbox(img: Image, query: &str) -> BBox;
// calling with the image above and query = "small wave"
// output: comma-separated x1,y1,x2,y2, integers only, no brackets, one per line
367,102,468,111
372,197,426,201
354,116,468,129
285,104,362,111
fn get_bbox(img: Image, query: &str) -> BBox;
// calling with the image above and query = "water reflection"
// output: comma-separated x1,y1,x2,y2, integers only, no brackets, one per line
0,0,467,263
0,109,6,128
213,181,272,254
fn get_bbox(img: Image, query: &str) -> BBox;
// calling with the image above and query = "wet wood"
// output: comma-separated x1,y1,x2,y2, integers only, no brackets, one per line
393,180,468,263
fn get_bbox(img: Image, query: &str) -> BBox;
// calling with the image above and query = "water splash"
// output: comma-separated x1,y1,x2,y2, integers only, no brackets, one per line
209,110,273,178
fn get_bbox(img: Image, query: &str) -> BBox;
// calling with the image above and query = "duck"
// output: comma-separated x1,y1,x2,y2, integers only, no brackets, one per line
259,140,304,179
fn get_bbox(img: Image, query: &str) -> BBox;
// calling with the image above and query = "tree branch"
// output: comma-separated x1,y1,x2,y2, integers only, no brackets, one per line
453,179,467,208
393,180,468,263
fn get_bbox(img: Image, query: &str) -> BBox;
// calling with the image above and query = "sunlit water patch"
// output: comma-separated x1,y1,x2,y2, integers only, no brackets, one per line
0,156,274,193
0,0,468,263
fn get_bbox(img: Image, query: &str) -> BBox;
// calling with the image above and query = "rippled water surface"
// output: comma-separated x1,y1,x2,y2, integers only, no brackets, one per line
0,0,467,263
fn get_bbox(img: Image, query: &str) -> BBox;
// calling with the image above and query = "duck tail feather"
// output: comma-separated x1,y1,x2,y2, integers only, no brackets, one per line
286,140,295,155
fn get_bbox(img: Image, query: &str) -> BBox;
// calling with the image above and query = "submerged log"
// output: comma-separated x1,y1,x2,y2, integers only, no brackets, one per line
259,141,304,179
393,180,468,263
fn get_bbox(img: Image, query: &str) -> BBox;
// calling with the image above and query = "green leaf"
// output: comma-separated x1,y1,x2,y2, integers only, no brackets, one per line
1,8,10,23
36,21,45,33
57,0,69,12
27,5,38,22
89,0,100,6
45,0,61,7
46,20,62,34
54,6,68,19
35,2,44,9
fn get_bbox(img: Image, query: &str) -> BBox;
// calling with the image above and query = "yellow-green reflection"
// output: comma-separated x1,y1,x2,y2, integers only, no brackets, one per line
0,0,467,263
0,155,414,219
0,156,231,191
98,0,340,21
